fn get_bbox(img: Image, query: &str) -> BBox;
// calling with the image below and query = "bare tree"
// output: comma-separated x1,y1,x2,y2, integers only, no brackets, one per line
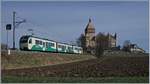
76,34,86,52
122,40,131,52
95,32,108,57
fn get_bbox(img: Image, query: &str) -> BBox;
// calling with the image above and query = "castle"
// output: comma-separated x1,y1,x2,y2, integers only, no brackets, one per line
84,18,117,53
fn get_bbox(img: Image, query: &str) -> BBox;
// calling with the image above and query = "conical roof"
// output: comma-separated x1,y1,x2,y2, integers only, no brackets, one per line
85,18,95,33
86,18,95,29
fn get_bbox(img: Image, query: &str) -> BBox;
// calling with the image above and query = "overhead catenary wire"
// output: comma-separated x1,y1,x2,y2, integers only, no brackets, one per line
23,19,60,42
4,12,76,46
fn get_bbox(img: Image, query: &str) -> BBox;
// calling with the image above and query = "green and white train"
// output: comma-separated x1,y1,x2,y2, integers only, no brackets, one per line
19,35,83,54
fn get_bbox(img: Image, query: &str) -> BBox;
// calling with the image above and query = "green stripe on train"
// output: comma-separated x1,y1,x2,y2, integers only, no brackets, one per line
31,45,73,53
46,47,56,52
31,45,56,52
57,49,66,52
67,49,73,53
57,49,73,53
31,45,43,51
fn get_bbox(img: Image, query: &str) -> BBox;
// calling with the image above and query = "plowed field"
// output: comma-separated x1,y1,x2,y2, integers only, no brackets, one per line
2,55,149,78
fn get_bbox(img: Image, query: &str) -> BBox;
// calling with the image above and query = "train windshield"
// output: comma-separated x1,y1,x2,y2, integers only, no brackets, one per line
20,36,29,43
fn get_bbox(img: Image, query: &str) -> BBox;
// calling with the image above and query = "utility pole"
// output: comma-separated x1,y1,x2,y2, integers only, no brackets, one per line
6,24,11,55
6,24,11,49
13,11,16,49
12,11,26,49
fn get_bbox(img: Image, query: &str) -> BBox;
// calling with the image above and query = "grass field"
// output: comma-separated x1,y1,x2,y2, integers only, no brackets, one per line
2,50,96,69
1,51,149,83
2,76,149,83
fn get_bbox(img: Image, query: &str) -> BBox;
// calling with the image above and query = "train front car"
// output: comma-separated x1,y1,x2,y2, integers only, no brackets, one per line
20,35,57,52
20,35,31,50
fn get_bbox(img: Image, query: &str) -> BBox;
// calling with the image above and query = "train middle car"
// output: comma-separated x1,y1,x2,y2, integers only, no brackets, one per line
20,35,83,54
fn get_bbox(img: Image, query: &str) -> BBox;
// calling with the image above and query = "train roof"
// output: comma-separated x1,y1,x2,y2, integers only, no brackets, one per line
21,35,56,42
20,35,82,48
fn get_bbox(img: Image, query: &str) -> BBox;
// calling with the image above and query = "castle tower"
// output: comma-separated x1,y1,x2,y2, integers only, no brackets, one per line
85,18,95,50
107,33,117,48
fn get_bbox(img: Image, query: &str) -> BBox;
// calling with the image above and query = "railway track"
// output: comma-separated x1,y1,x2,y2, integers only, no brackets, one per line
1,50,88,55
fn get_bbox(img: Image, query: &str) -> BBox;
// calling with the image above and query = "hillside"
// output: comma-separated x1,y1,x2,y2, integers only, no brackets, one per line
2,54,149,77
2,50,149,83
1,50,96,69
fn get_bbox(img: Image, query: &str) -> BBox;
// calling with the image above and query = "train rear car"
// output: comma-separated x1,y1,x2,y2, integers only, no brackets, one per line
73,46,83,54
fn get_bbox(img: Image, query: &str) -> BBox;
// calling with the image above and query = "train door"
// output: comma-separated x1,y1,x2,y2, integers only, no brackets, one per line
28,38,32,50
43,42,46,51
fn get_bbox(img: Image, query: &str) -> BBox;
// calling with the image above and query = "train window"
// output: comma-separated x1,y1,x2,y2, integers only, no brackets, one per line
58,45,63,48
48,43,51,47
62,45,66,50
68,47,72,50
58,45,61,48
20,37,28,43
46,42,48,47
41,41,43,45
48,43,50,47
40,41,42,45
29,39,32,44
35,40,39,44
39,41,41,45
50,43,54,47
47,43,53,47
63,46,66,49
43,42,45,47
75,48,78,50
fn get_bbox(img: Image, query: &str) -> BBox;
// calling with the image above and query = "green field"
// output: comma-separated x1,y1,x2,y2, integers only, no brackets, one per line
2,76,149,83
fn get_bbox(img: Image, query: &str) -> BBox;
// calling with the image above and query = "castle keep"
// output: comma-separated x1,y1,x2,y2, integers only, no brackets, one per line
85,18,96,50
84,18,117,53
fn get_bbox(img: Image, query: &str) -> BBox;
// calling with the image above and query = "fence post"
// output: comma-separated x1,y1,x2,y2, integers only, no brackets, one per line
8,49,10,55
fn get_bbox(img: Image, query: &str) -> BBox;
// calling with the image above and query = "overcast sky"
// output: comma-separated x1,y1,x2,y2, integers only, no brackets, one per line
1,1,149,52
